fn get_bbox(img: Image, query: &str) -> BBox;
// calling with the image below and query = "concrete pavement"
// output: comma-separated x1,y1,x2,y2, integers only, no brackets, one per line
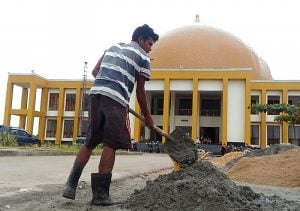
0,153,173,196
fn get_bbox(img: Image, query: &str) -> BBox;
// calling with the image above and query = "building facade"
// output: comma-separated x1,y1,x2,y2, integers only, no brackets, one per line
3,25,300,147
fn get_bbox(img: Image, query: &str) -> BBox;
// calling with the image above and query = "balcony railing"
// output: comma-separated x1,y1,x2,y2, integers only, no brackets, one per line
201,109,220,116
177,109,193,116
152,109,221,116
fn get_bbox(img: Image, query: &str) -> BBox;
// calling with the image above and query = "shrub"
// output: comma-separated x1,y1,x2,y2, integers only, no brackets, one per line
0,132,18,147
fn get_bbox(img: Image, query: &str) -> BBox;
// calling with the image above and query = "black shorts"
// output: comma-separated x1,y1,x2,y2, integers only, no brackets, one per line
84,94,131,150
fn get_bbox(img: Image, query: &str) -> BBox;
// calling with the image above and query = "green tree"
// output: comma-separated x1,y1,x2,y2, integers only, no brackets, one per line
250,102,300,143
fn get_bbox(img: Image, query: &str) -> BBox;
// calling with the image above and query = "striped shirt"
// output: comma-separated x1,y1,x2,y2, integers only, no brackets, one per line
89,41,151,106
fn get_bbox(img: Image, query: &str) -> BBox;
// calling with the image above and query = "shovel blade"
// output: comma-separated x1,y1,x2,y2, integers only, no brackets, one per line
161,128,198,165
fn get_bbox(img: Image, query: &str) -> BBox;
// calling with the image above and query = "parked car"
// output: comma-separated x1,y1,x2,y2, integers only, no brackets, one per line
75,135,86,147
0,125,41,146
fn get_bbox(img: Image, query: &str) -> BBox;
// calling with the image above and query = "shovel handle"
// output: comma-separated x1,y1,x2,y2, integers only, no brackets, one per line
128,108,174,141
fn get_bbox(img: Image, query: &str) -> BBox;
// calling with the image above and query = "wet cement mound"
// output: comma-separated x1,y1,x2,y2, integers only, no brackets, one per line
246,144,299,157
162,128,198,165
124,161,300,211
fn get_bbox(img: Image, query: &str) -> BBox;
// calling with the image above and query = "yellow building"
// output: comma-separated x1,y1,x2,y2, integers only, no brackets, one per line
3,24,300,147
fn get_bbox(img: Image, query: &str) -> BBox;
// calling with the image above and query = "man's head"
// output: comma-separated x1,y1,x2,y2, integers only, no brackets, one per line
132,24,159,53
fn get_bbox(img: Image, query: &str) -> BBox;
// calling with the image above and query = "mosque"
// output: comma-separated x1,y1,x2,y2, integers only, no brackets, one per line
3,19,300,148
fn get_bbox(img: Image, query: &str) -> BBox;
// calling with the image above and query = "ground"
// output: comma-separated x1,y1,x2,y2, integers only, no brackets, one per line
0,170,170,211
1,165,299,211
0,146,299,210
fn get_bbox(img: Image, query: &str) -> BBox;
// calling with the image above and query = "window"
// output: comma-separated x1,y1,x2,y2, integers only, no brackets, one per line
288,96,300,105
288,126,300,146
151,94,164,115
11,130,18,136
251,95,259,115
250,125,259,145
176,98,192,115
17,130,30,137
200,98,220,116
267,96,280,115
65,93,76,111
48,93,59,111
46,119,57,138
63,119,74,138
267,125,280,145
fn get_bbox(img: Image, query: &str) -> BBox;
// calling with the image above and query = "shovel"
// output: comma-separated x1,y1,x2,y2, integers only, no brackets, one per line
129,108,198,165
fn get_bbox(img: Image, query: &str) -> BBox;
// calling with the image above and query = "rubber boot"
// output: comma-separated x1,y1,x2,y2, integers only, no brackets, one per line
91,173,116,206
62,161,84,200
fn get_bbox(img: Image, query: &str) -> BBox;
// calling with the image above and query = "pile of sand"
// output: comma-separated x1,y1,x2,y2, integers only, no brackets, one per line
211,151,245,168
227,147,300,188
124,161,299,211
210,144,300,188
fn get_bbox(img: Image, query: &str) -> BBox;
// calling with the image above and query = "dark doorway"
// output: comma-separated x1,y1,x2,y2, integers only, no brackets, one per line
200,127,219,144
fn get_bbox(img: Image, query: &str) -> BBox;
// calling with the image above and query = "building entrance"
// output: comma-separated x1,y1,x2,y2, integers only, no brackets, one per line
200,127,219,144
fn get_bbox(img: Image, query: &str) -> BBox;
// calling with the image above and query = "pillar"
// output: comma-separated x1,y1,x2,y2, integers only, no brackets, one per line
73,87,81,140
244,79,251,145
169,91,176,132
3,80,13,125
26,83,37,134
191,78,199,140
38,88,48,143
282,89,288,143
133,100,141,141
162,78,170,143
55,88,65,145
221,78,228,145
261,89,267,149
19,88,28,128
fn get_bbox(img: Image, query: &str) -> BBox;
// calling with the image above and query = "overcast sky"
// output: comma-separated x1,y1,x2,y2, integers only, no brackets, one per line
1,0,300,126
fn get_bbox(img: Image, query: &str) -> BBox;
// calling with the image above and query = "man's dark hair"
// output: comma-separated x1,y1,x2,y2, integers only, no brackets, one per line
132,24,159,42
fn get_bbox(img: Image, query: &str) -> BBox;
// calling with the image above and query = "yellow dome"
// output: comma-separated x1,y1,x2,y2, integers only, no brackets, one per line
150,25,272,80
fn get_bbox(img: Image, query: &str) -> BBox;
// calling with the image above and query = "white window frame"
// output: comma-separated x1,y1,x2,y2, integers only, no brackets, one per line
45,118,57,140
62,118,74,141
250,124,260,147
47,89,59,116
64,89,76,117
266,124,281,146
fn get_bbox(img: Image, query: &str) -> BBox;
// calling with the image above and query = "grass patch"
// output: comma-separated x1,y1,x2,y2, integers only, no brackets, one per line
0,142,136,156
44,144,137,155
45,144,104,154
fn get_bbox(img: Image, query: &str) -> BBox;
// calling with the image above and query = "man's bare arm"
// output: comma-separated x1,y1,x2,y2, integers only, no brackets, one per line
136,75,154,129
92,55,104,78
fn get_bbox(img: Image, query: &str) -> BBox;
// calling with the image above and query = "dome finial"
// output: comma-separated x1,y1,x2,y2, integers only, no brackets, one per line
195,14,200,23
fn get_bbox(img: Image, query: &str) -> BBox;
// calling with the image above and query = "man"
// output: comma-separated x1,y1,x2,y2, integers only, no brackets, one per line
62,24,159,206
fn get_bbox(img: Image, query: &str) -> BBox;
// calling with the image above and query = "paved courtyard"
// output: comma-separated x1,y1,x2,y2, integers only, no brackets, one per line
0,153,173,196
